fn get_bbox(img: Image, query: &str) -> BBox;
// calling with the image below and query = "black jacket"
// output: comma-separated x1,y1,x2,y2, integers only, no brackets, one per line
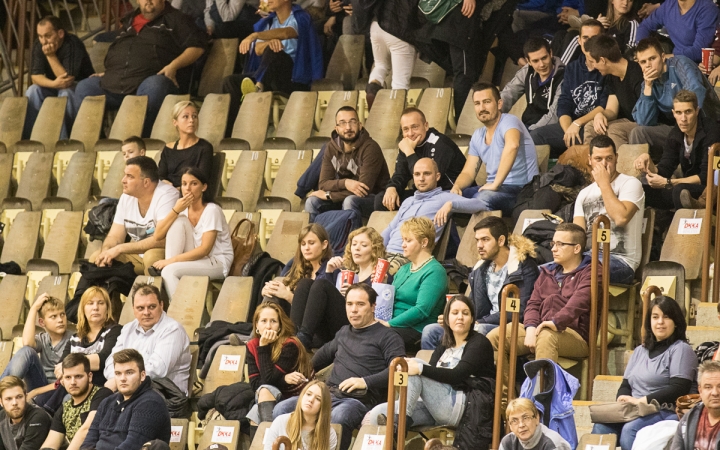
657,114,718,185
375,0,422,44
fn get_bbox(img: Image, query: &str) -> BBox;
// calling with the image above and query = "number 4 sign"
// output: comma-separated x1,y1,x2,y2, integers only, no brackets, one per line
506,297,520,313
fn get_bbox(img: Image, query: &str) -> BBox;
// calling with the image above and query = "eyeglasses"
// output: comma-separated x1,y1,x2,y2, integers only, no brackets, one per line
336,119,359,128
508,414,535,427
550,241,577,249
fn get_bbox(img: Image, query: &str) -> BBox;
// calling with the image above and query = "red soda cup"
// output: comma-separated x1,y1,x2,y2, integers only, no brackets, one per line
702,48,715,74
372,259,390,283
340,270,355,285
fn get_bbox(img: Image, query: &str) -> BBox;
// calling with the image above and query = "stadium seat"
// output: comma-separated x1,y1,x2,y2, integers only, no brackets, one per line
311,35,365,91
203,344,246,395
499,59,520,90
0,211,41,272
208,152,226,200
411,58,446,88
166,275,210,338
364,89,406,150
36,274,70,303
99,152,126,199
258,149,311,212
508,95,527,122
94,95,148,152
306,90,359,150
41,151,95,211
265,91,318,150
197,93,231,151
0,341,13,377
198,39,239,97
536,144,550,173
13,97,67,153
212,276,253,323
577,433,616,449
228,211,261,236
512,209,551,235
218,150,266,212
433,218,453,261
0,153,12,203
352,425,387,450
452,92,481,137
417,88,451,133
0,275,28,340
265,212,309,264
3,152,54,210
197,420,242,450
26,210,83,275
57,95,105,152
616,143,648,177
456,211,502,268
383,148,398,177
367,211,397,232
169,418,189,450
248,422,272,450
145,94,191,150
224,92,273,151
87,42,110,73
0,97,28,151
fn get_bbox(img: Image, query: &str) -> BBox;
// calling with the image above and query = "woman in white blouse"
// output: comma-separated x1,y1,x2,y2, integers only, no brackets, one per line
151,167,234,300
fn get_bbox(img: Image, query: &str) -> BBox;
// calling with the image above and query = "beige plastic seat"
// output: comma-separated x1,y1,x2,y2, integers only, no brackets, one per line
508,94,528,121
411,58,446,88
536,144,550,173
0,97,28,151
265,92,318,150
351,425,387,450
36,274,70,303
203,344,246,395
87,42,110,73
3,152,54,210
617,143,649,177
417,88,451,133
218,150,266,212
197,93,231,151
198,39,239,97
94,96,148,152
197,420,241,450
212,276,253,323
364,89,406,150
26,211,83,275
306,90,359,150
258,150,312,212
0,275,28,340
100,152,126,199
0,154,12,203
0,211,42,272
367,211,398,233
265,212,309,264
311,35,365,91
41,151,95,210
224,92,273,151
145,94,191,151
453,91,482,137
383,148,398,177
166,275,210,338
577,434,616,449
14,97,67,153
58,96,105,152
500,59,520,90
456,211,502,268
512,209,551,235
169,418,188,450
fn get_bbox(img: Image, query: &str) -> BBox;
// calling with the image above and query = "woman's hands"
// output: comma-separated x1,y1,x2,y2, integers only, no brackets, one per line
259,328,279,346
326,256,343,273
617,395,646,405
152,259,172,270
262,280,293,301
174,193,194,214
284,371,308,385
405,358,421,376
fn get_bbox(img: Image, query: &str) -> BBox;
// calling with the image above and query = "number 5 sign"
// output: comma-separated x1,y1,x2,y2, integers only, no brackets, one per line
506,297,520,313
596,229,610,243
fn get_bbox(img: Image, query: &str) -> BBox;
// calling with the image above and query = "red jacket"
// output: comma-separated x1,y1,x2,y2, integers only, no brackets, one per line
523,255,600,342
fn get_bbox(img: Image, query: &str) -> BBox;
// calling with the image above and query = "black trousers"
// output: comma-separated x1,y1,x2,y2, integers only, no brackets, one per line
391,327,422,353
643,182,705,210
290,278,349,345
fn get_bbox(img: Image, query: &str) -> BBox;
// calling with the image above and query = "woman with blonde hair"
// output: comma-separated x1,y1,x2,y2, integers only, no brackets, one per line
290,226,392,350
501,398,570,450
246,302,314,424
158,100,213,188
263,380,337,450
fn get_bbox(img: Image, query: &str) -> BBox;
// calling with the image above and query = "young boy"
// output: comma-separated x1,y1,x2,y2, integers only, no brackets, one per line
120,136,146,161
0,294,72,400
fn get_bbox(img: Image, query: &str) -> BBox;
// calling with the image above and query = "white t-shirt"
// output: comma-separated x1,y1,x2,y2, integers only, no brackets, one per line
574,172,645,270
180,203,234,275
113,183,180,243
263,413,338,450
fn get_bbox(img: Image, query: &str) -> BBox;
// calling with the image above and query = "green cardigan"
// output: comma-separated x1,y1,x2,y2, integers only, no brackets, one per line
389,257,448,333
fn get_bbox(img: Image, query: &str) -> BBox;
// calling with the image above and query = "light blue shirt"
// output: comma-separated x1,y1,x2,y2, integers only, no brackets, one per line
259,11,299,62
469,114,539,186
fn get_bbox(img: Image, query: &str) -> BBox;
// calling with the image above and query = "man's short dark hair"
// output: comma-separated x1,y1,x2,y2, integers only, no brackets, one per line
474,216,509,247
401,107,427,123
581,18,605,32
636,37,664,56
63,353,91,374
131,283,162,306
335,106,358,119
523,37,552,58
126,156,159,183
471,81,501,102
589,135,617,155
38,16,64,32
122,136,146,151
345,283,377,305
674,89,699,110
585,34,623,63
555,223,587,250
113,349,145,373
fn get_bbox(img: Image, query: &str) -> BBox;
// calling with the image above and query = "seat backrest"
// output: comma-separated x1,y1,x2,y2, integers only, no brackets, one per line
166,276,210,338
203,344,246,395
41,211,83,274
455,91,482,136
225,150,266,212
232,92,273,149
364,89,406,150
0,211,41,271
267,150,312,212
411,58,446,88
577,433,617,450
100,152,126,198
660,208,706,280
317,91,359,137
536,144,550,173
500,59,520,90
151,94,191,143
197,93,231,151
169,418,189,450
325,35,365,90
70,96,106,152
15,152,54,210
212,276,253,323
383,148,398,177
367,211,398,234
508,95,527,121
37,275,70,303
351,425,388,450
0,97,28,150
512,209,551,235
276,92,318,149
30,97,67,152
248,422,272,450
56,151,96,210
637,207,655,276
196,420,241,450
198,39,239,97
266,212,310,264
0,275,28,340
109,95,148,140
617,143,648,177
0,153,12,202
456,211,503,268
417,88,451,133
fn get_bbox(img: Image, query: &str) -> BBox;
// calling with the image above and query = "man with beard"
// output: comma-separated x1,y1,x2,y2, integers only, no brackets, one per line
39,354,113,450
0,376,51,450
449,82,539,216
305,106,390,221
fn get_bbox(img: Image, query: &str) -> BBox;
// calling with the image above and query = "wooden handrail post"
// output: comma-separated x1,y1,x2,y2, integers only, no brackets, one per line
589,215,611,397
385,357,409,450
491,284,521,450
640,285,662,344
16,0,25,95
706,144,720,303
272,435,291,450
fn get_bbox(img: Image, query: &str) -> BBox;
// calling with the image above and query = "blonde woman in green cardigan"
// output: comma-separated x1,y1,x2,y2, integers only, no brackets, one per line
378,217,447,352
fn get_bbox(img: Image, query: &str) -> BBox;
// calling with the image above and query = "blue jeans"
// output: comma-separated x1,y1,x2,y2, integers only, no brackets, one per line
591,409,677,450
421,322,498,350
0,346,49,392
342,195,376,219
70,74,179,137
24,84,74,140
461,184,523,216
583,251,636,285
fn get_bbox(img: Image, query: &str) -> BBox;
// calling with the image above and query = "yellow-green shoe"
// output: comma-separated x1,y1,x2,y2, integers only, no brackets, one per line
241,77,257,100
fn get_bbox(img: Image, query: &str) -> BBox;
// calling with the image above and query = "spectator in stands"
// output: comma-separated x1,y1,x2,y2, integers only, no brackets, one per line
500,37,566,132
69,0,208,137
421,216,540,349
245,302,313,424
291,227,392,350
25,15,93,140
573,135,644,285
104,284,191,393
670,360,720,450
121,136,146,161
93,156,180,276
487,223,594,393
500,398,571,450
0,376,51,450
635,0,718,63
634,90,717,210
306,106,390,221
149,167,233,300
375,107,466,212
39,354,113,450
449,82,539,215
592,295,697,450
158,101,213,189
203,0,259,39
0,294,72,400
601,0,639,55
582,34,643,150
367,295,495,430
262,224,333,316
512,0,583,34
530,20,607,157
381,217,446,352
631,37,720,160
273,283,405,450
263,380,337,450
381,158,488,272
83,349,171,450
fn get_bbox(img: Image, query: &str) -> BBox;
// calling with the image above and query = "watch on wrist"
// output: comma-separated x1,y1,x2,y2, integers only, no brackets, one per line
665,178,673,189
325,191,331,200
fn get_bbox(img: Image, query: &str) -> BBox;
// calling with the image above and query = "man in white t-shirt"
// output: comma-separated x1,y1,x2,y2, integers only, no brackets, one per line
573,135,645,284
93,156,180,275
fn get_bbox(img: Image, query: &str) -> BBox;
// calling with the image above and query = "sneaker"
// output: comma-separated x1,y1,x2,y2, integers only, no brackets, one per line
679,189,701,209
148,266,161,277
228,333,244,346
365,81,382,110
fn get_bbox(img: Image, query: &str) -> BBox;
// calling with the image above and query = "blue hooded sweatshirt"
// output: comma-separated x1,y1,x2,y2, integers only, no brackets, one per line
556,54,608,120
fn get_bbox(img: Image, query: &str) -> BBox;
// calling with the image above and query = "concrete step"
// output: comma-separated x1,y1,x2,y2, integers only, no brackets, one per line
592,375,623,402
573,400,599,430
696,302,720,327
687,326,720,347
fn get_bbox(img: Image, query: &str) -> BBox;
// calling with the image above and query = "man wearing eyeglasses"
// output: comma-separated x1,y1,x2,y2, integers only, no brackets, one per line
305,106,390,221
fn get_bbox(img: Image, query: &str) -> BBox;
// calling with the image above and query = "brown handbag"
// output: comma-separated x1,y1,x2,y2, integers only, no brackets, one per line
589,399,662,424
676,394,701,420
229,219,261,276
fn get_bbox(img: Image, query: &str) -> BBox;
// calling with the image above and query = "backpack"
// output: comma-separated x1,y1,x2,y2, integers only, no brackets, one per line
418,0,463,24
314,209,362,256
84,198,119,241
522,219,560,265
242,251,284,320
229,219,262,277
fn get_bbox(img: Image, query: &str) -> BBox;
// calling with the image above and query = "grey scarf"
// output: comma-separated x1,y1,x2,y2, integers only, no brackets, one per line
518,423,544,449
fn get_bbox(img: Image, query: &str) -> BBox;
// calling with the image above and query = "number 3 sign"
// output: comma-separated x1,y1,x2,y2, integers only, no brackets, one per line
394,372,409,386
